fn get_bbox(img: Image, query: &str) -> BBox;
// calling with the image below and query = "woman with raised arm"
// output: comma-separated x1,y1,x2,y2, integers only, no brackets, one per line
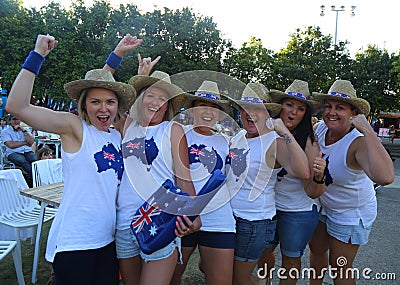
102,38,198,285
6,34,139,285
229,83,310,285
309,80,394,285
116,70,199,285
255,80,325,285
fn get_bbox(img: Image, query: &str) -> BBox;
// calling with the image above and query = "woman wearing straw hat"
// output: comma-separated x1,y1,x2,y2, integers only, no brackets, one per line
116,70,198,285
308,80,394,285
228,82,310,285
6,34,139,285
170,80,240,285
255,79,326,285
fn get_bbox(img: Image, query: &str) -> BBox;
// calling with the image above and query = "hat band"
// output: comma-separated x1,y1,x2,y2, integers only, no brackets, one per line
329,91,350,98
241,97,267,104
287,91,308,100
196,93,221,101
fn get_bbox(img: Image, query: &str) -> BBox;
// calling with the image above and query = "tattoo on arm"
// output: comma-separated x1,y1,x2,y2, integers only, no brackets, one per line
283,133,292,144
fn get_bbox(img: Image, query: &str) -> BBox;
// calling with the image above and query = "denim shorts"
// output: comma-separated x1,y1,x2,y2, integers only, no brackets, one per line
115,228,182,263
181,231,235,249
277,205,319,258
234,216,278,262
319,215,372,245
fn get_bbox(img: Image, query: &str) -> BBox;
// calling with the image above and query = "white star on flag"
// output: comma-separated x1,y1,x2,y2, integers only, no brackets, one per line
149,225,158,236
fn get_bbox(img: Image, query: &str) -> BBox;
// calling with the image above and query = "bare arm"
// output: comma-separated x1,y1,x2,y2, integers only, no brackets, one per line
103,34,142,74
170,122,196,196
6,35,82,152
303,138,326,199
273,118,310,180
350,115,394,186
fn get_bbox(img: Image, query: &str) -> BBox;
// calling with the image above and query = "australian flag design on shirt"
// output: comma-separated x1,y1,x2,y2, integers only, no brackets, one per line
94,143,124,181
188,144,223,174
225,147,249,181
322,154,333,186
122,136,159,171
277,168,288,182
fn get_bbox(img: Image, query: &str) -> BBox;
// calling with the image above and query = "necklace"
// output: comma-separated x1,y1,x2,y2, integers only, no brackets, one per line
326,128,352,143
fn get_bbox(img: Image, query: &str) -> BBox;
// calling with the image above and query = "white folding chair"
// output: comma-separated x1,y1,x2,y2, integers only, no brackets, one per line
32,158,63,187
0,142,16,170
0,169,57,282
0,240,25,285
31,159,63,283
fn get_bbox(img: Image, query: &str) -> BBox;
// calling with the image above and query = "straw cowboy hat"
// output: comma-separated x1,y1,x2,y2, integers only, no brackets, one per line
269,79,321,115
311,80,370,115
232,82,281,117
128,71,186,114
64,69,136,111
183,80,231,114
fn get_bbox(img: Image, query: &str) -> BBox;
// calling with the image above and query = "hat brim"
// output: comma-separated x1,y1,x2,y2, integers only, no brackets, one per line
182,94,231,115
231,100,282,118
128,75,186,115
269,90,322,115
64,80,136,111
311,92,370,115
128,75,183,98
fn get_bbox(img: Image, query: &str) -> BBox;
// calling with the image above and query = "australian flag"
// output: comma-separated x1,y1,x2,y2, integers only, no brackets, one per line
131,169,226,254
94,143,124,181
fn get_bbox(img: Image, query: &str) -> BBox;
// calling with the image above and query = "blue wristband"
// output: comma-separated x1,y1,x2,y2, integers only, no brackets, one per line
22,51,45,75
106,51,123,70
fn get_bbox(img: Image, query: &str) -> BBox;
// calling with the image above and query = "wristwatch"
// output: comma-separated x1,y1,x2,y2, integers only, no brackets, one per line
22,129,27,133
313,175,325,184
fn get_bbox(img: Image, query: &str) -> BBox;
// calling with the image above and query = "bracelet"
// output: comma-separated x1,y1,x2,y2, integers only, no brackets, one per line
106,51,123,70
22,51,45,75
313,175,325,184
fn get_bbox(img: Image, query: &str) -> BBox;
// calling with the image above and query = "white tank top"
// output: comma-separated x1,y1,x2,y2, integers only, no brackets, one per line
230,131,280,221
315,123,376,226
117,121,175,230
275,168,320,212
46,120,123,262
184,126,235,232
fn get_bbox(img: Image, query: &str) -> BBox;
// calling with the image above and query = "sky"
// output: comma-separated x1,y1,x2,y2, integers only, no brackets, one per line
21,0,399,56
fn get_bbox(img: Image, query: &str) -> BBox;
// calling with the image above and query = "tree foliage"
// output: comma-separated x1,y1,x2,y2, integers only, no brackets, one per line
0,0,399,117
352,46,399,116
272,26,353,92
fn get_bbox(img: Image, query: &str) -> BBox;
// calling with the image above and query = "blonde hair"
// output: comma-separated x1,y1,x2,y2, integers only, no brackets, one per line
77,88,125,125
129,87,174,124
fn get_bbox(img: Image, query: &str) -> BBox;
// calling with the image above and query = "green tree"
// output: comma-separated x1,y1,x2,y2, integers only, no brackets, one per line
272,26,353,93
222,36,275,87
135,7,229,75
391,52,400,104
352,45,398,116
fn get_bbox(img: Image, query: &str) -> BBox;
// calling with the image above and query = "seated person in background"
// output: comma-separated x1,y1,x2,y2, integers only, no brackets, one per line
36,145,54,160
0,114,36,187
0,117,7,131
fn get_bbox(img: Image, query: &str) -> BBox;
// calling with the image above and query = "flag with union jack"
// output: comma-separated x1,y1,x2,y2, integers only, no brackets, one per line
131,169,226,254
131,197,162,234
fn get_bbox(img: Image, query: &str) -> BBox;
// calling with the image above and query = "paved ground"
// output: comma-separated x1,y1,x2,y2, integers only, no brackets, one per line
269,158,400,285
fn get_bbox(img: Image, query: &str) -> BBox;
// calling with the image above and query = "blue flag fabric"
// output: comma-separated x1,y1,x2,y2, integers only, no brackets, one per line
130,169,226,254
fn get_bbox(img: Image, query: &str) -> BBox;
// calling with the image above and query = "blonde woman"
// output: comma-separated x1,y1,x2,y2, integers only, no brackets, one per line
6,34,138,285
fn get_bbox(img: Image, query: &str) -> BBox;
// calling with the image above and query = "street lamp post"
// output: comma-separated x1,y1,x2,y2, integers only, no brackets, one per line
320,4,356,45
